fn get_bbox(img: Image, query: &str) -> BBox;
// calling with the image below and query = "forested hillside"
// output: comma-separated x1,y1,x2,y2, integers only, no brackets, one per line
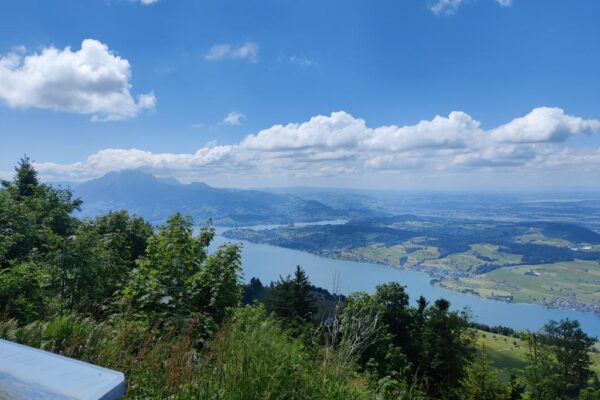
1,159,599,400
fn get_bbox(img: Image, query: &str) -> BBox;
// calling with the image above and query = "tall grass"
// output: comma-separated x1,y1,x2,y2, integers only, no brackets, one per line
188,305,373,399
0,306,375,399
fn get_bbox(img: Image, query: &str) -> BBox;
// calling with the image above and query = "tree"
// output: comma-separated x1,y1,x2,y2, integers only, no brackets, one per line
524,332,558,400
524,320,596,400
51,225,108,316
0,160,80,267
374,282,417,361
243,277,265,304
90,210,153,269
460,347,510,400
0,160,82,322
189,243,243,324
3,156,39,199
541,319,595,399
89,211,153,303
0,262,47,322
122,214,242,325
0,189,36,266
269,265,316,324
123,214,210,317
334,291,387,369
417,299,474,399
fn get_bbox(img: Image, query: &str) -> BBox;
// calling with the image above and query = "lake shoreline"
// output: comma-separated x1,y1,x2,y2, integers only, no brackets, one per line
210,221,599,336
223,233,600,318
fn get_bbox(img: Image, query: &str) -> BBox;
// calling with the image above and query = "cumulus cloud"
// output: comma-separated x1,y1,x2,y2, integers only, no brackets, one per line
140,0,159,4
366,111,481,151
36,146,234,182
28,107,600,184
0,39,155,121
204,42,259,63
489,107,600,143
223,111,245,126
242,112,368,151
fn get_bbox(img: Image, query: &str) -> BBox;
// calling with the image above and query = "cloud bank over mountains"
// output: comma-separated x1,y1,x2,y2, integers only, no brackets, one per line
0,39,155,121
34,107,600,186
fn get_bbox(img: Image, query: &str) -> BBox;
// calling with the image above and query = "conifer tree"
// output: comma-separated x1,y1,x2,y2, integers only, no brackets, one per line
269,265,316,323
7,156,39,198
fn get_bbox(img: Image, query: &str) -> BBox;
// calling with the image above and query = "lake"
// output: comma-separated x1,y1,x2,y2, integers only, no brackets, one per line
208,223,600,337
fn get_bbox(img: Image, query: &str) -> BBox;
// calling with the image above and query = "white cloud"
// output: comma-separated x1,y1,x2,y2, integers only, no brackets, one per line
431,0,467,16
431,0,512,16
451,144,537,167
223,111,245,126
204,42,259,63
366,111,481,151
29,108,600,186
489,107,600,143
35,146,234,182
242,110,482,153
0,39,155,121
241,111,367,151
140,0,159,4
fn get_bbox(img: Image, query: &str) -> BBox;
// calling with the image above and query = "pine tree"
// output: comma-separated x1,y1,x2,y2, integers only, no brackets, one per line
10,156,39,198
542,319,595,399
269,265,316,323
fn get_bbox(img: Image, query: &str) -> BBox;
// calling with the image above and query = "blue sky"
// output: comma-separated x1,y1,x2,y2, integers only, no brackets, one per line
0,0,599,189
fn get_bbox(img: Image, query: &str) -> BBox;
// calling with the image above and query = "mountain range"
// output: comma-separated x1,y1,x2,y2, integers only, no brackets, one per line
70,170,346,226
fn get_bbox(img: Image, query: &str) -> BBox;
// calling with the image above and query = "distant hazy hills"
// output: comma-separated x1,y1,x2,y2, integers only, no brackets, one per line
71,170,344,226
66,170,600,231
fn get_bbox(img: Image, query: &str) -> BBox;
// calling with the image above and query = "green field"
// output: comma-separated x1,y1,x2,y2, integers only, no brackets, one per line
516,232,574,248
476,330,600,380
348,239,439,266
424,243,522,273
350,242,523,274
448,260,600,308
476,330,529,380
346,241,600,311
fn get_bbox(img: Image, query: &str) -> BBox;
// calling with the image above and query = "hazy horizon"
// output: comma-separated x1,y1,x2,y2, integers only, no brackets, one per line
33,168,600,196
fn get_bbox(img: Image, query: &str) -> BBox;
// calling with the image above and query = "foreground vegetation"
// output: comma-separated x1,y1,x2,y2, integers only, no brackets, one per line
1,159,600,399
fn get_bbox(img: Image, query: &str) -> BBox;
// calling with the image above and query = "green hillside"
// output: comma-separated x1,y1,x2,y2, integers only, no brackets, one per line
477,330,600,380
